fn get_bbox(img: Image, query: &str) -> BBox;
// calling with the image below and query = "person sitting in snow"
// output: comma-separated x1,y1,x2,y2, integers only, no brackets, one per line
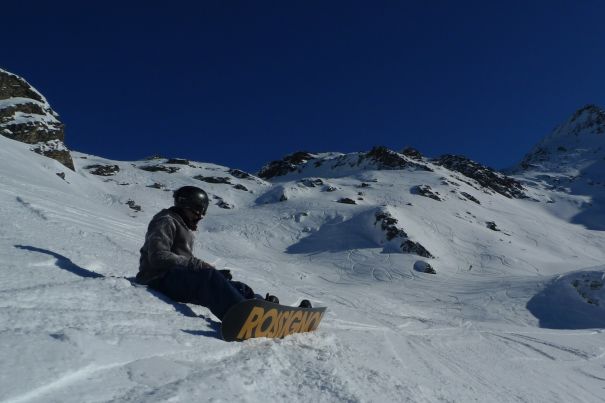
135,185,279,320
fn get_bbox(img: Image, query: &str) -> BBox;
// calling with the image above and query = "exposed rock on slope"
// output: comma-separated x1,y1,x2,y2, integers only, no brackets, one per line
436,154,526,199
258,151,317,179
374,210,434,258
258,146,431,181
363,146,432,171
0,68,74,170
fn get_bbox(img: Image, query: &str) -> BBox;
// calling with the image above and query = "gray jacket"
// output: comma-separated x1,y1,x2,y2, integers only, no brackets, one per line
136,207,209,284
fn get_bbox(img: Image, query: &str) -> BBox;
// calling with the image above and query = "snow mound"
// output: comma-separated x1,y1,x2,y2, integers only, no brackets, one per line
527,269,605,329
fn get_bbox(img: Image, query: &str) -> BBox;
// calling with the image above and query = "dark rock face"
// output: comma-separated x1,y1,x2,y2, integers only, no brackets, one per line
300,178,324,187
572,272,604,306
486,221,500,231
401,147,423,160
233,184,249,191
228,169,256,180
139,165,180,173
0,71,45,101
414,261,436,274
258,151,316,180
194,175,232,184
85,164,120,176
374,210,434,258
215,198,234,209
0,69,74,170
460,191,481,204
337,198,357,205
30,141,75,170
126,200,142,212
436,155,527,199
364,146,432,171
411,185,442,201
401,240,434,258
166,158,190,165
375,211,408,240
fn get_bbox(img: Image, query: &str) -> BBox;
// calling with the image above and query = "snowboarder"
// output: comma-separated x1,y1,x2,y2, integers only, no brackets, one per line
136,185,278,320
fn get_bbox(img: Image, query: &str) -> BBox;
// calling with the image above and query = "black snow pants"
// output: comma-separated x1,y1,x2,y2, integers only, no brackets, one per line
149,267,256,320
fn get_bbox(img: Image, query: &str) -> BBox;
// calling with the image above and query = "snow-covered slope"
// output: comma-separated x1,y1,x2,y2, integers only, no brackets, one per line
1,133,605,402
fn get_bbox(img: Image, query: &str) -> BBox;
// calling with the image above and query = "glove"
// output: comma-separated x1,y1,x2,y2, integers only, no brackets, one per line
219,269,233,280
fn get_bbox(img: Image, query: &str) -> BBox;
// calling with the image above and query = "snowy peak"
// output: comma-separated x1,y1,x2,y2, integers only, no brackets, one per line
512,105,605,230
555,104,605,138
518,104,605,173
0,68,74,170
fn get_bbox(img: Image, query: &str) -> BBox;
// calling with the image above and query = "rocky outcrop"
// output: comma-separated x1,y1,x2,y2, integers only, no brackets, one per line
436,155,527,199
411,185,442,201
363,146,432,171
194,175,232,184
337,198,357,205
213,195,234,209
258,151,317,180
571,272,603,306
300,178,324,187
414,261,436,274
30,140,74,170
126,200,142,212
166,158,190,165
401,147,423,160
375,211,407,240
228,169,257,180
486,221,500,231
0,68,74,170
460,191,480,204
85,164,120,176
401,240,434,258
374,210,434,258
139,165,180,173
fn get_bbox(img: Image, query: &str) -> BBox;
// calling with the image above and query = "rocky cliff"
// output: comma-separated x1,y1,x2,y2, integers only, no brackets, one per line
0,68,74,170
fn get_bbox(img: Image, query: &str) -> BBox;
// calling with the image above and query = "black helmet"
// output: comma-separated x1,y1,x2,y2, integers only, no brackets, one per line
173,186,209,214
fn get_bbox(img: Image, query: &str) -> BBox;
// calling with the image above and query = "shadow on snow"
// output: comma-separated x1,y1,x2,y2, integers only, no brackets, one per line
286,215,377,254
526,271,605,330
13,244,210,323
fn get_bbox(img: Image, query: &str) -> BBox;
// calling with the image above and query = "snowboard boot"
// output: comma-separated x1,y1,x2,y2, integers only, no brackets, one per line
265,293,280,304
299,299,312,308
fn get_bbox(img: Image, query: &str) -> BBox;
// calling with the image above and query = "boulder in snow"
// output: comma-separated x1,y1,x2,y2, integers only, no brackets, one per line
414,260,436,274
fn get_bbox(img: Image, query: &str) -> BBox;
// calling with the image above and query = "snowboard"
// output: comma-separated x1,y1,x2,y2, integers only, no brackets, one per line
220,299,327,342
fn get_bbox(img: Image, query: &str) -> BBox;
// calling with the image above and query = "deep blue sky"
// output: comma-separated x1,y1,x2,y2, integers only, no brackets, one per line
3,1,605,173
